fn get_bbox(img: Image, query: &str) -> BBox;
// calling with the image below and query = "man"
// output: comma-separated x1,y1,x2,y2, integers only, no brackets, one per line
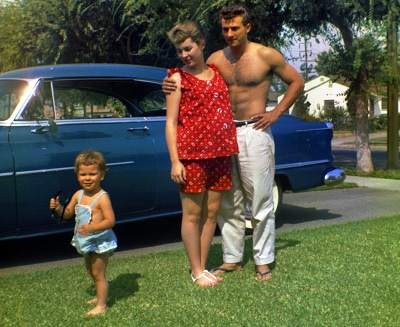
164,5,304,281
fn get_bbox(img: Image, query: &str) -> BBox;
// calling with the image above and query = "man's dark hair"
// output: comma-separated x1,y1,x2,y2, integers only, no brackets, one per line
219,4,251,25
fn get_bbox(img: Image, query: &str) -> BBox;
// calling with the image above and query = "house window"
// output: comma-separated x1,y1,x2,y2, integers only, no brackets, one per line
324,100,335,111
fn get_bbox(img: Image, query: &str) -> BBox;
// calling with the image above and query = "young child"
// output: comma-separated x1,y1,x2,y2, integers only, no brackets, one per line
50,150,117,316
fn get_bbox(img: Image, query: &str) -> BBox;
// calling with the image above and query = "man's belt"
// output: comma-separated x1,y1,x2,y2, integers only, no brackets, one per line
234,118,260,127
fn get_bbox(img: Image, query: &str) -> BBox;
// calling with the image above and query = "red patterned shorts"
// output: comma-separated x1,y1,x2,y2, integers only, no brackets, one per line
178,156,232,193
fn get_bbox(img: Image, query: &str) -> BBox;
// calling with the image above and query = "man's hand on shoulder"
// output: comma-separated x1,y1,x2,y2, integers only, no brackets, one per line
162,76,178,94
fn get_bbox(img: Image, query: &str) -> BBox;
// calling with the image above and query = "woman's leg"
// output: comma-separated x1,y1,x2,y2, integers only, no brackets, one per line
199,190,222,270
180,192,217,287
86,252,109,315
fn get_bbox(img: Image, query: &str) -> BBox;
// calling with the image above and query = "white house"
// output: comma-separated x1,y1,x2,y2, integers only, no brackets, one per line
277,75,400,117
280,75,348,117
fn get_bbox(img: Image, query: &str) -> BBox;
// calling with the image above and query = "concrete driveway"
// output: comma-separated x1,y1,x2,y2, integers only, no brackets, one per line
277,176,400,233
1,175,398,276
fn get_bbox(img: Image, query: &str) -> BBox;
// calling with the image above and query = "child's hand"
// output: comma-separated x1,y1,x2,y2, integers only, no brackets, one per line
77,224,92,237
49,197,61,211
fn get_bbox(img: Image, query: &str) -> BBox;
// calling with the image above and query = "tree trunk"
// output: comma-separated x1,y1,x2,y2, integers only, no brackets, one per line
352,80,374,172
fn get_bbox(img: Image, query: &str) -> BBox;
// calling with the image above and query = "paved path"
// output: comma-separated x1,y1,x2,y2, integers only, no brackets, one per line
1,175,399,276
2,132,398,276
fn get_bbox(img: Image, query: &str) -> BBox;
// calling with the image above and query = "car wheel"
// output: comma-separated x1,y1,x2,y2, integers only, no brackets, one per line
245,178,282,232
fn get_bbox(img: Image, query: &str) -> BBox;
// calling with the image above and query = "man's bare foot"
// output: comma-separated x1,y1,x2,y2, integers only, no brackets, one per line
255,264,272,281
86,305,107,316
210,262,242,276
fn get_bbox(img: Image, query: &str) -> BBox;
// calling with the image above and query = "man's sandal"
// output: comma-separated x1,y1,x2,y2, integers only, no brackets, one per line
255,269,272,281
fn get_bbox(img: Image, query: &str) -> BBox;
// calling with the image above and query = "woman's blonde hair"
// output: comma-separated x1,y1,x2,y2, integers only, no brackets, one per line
167,21,205,46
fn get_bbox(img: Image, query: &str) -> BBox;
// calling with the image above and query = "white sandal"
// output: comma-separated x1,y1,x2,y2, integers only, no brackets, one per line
191,270,217,286
203,270,222,282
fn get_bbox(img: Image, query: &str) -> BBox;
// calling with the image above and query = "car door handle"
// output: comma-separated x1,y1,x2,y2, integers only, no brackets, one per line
30,126,49,134
127,126,149,132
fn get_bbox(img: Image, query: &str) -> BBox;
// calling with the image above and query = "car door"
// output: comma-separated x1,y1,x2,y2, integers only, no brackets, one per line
0,80,29,239
9,79,159,235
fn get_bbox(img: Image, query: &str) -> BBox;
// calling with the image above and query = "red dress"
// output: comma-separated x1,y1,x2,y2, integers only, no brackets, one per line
168,64,238,160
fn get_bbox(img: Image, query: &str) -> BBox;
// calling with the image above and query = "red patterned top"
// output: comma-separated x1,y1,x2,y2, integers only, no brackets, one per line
168,64,238,160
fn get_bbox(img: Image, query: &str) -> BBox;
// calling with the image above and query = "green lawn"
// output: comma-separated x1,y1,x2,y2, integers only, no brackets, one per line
1,215,399,327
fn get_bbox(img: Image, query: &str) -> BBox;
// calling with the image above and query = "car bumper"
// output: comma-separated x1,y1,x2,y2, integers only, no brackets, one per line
324,168,346,186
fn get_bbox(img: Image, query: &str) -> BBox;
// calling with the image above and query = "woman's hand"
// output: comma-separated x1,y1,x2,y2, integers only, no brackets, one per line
171,161,186,184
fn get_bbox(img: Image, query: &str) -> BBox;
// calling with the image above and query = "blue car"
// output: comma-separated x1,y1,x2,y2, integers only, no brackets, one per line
0,64,345,240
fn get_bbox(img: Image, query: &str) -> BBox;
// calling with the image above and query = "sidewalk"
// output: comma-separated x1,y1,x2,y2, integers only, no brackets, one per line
332,131,389,148
345,175,400,191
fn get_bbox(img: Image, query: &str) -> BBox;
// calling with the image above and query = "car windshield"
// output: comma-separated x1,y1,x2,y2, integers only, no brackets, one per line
0,80,29,120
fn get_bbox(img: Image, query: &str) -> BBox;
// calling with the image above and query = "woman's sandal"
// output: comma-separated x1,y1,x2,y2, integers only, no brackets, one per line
191,270,221,287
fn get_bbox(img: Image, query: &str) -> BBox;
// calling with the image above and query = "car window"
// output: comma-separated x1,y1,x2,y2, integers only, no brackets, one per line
0,80,29,120
55,89,129,119
19,78,167,120
20,80,130,120
20,82,52,120
138,89,166,116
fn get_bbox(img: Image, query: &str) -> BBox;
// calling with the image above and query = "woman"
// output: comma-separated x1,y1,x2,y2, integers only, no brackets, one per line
165,21,238,287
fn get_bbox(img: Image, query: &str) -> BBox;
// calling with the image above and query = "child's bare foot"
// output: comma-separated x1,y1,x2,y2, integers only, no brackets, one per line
85,305,107,316
86,297,109,304
86,298,98,304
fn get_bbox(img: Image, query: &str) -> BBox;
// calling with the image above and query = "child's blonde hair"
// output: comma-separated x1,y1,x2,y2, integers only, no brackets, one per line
74,150,106,174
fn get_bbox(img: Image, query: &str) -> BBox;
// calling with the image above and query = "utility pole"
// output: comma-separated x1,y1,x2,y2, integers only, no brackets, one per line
299,37,313,81
387,0,399,170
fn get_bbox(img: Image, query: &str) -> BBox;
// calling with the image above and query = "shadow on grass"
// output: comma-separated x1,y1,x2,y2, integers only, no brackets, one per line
85,272,141,308
277,203,342,228
207,232,301,273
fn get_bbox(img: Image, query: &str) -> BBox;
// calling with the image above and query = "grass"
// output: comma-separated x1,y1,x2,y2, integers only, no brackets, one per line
344,167,400,180
1,130,397,326
1,215,399,327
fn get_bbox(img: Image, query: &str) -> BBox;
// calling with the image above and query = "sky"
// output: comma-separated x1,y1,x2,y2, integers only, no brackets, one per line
283,36,331,75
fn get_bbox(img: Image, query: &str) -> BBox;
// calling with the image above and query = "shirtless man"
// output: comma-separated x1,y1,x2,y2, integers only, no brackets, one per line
164,5,304,281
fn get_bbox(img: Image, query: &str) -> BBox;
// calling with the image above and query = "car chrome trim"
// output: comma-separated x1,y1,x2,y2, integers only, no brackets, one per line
276,159,329,170
0,172,14,177
15,161,135,176
324,168,346,186
9,117,166,126
296,127,333,132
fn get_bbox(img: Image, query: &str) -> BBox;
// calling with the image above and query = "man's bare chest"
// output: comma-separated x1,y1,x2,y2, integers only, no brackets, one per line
219,60,270,87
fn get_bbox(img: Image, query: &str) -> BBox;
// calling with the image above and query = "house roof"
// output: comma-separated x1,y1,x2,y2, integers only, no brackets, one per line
304,75,348,93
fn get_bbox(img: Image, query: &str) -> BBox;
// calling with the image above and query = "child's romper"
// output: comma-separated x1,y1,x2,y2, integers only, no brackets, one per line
71,190,118,256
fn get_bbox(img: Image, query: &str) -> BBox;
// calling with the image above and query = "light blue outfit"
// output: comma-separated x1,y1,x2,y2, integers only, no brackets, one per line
218,125,275,265
71,190,118,256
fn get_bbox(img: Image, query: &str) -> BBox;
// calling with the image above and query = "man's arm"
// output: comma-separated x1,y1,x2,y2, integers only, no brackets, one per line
253,48,304,131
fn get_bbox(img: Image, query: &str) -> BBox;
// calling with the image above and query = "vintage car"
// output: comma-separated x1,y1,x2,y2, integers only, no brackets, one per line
0,64,345,240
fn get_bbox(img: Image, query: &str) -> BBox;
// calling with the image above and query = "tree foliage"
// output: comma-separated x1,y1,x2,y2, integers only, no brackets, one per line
282,0,394,172
0,0,296,71
0,0,397,172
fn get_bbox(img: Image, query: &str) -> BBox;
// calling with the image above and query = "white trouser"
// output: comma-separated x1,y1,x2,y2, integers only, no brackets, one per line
217,125,275,265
